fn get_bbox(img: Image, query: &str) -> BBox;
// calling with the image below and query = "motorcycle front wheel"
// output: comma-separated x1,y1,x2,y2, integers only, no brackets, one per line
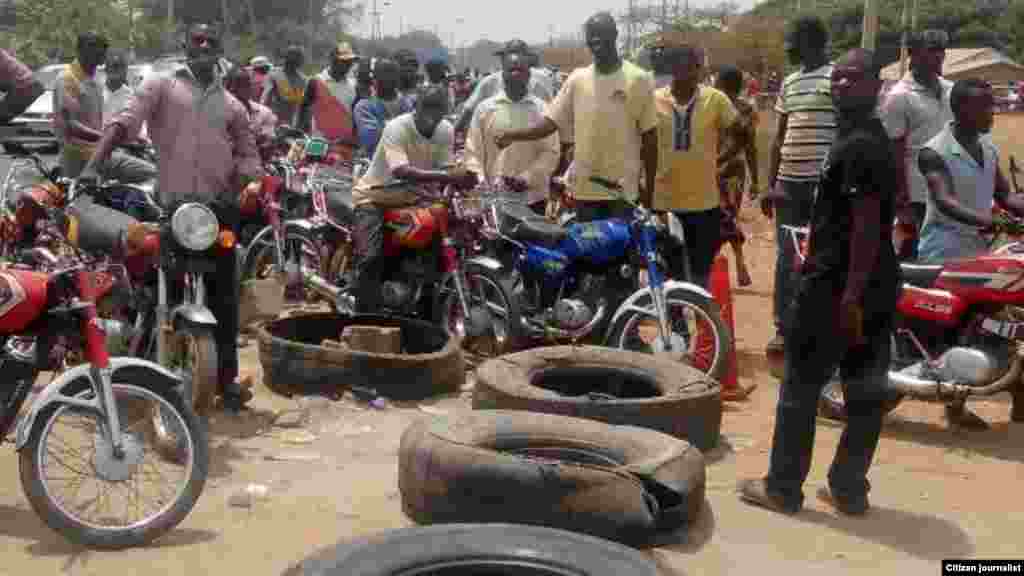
19,381,209,549
437,263,521,358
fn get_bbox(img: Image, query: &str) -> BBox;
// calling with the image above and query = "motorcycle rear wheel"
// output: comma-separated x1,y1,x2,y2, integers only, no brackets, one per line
19,381,208,549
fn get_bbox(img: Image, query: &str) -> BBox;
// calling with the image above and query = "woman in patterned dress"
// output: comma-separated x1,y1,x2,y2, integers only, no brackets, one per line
715,66,761,287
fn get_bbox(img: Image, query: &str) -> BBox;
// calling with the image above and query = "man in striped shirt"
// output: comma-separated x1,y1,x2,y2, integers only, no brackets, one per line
762,15,837,356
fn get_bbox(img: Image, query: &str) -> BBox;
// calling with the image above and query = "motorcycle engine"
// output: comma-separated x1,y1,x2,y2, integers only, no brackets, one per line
551,274,604,331
380,282,414,310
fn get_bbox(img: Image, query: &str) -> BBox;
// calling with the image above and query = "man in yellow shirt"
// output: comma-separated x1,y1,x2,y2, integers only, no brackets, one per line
494,12,659,221
653,44,741,288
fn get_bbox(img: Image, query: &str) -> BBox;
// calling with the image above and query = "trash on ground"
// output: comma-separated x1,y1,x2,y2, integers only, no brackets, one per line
279,430,318,444
265,451,322,462
331,424,374,437
228,483,271,508
272,410,308,429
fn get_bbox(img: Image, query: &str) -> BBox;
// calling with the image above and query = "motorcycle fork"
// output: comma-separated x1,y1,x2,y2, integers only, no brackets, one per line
75,273,123,454
442,237,473,321
639,225,673,351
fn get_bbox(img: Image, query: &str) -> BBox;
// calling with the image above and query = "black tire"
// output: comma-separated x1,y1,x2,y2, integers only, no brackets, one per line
398,409,706,547
606,286,732,381
19,380,209,550
474,345,722,452
282,523,662,576
257,313,464,401
436,262,522,358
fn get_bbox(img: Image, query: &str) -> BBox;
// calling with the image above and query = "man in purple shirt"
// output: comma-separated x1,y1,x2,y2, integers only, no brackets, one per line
0,49,43,123
84,23,263,411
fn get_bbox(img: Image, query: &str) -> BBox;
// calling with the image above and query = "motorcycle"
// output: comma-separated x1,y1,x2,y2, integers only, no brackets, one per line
478,176,732,379
0,206,208,549
781,219,1024,422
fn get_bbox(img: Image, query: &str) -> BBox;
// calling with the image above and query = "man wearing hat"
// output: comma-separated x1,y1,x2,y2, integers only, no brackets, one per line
454,39,553,134
298,42,361,160
249,55,272,99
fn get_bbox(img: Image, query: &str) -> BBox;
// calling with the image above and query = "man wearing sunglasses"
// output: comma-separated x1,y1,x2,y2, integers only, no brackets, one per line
82,23,263,412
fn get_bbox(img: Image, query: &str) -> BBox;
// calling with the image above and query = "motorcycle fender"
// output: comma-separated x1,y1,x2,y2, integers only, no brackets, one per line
171,304,217,329
465,255,504,273
15,358,182,450
601,280,713,344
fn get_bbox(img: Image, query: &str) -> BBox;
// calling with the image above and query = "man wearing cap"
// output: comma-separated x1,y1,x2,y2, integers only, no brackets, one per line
454,39,553,134
423,54,452,113
298,42,360,160
394,49,421,114
261,45,308,126
879,29,953,261
249,56,272,99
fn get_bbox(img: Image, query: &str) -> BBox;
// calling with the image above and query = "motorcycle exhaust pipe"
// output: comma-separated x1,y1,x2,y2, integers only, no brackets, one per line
888,352,1024,400
301,265,354,312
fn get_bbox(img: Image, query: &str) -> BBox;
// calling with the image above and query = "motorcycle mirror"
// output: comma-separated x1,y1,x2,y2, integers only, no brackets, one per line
2,140,29,156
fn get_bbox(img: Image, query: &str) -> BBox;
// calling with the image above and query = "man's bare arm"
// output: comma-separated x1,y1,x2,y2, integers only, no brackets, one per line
994,163,1024,216
59,108,104,142
501,116,559,144
768,113,787,190
920,148,992,228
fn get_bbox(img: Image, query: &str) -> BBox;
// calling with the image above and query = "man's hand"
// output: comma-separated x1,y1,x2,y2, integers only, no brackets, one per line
240,180,263,211
838,297,865,348
494,130,514,150
760,181,786,219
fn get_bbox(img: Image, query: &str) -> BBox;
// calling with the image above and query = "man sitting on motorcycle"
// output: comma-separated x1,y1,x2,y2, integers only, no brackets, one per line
918,78,1024,428
81,23,263,412
351,85,477,313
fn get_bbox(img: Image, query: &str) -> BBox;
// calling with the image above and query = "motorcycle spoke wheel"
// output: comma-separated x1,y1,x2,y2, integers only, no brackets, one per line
442,272,513,359
26,384,197,536
618,298,722,376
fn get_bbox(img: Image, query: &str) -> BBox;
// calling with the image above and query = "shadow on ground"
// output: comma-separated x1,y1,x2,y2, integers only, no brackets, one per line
879,416,1024,465
649,497,716,556
795,505,973,561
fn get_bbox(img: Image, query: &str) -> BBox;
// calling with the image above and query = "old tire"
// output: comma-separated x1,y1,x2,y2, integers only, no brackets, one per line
473,345,722,452
256,313,464,401
282,523,661,576
398,410,706,547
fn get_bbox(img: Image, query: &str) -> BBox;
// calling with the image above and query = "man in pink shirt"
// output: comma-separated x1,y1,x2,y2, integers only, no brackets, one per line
0,48,43,123
84,23,263,411
225,63,278,159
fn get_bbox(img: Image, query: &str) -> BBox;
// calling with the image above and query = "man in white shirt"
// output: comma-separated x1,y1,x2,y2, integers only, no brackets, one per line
464,42,559,214
103,50,148,141
454,39,554,133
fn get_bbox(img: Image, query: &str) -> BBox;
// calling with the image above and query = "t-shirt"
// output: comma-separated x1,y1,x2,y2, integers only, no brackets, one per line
352,113,453,207
803,117,898,308
545,61,658,202
652,85,737,212
775,64,837,183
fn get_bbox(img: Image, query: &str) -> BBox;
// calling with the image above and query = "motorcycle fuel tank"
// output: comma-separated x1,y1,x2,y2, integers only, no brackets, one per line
896,285,967,327
936,254,1024,305
383,205,446,252
0,270,48,334
558,219,632,265
524,244,570,279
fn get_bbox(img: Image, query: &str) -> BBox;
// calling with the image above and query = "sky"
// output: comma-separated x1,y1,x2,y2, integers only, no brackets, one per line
363,0,761,47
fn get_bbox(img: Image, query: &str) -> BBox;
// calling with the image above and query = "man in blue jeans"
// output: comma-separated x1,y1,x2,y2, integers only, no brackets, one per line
739,49,898,516
761,15,837,357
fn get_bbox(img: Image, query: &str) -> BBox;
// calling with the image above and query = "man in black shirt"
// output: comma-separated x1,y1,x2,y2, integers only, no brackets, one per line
739,48,899,516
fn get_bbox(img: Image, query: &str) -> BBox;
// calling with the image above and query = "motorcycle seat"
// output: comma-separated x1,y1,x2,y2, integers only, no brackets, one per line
501,202,567,247
900,263,943,288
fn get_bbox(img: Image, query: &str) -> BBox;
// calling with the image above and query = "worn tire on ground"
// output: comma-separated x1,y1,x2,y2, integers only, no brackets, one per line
281,523,662,575
256,313,464,401
398,410,706,547
473,345,722,452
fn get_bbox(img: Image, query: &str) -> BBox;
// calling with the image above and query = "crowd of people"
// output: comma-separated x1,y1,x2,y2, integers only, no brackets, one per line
0,9,1020,518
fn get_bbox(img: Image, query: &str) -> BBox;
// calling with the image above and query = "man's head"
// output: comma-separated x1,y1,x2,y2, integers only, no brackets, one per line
185,24,222,75
664,44,702,92
785,15,828,67
105,50,129,90
909,29,948,79
584,12,619,67
830,48,882,113
330,42,360,78
394,49,420,90
499,43,530,100
76,32,108,73
425,56,448,84
951,78,994,134
413,84,448,138
224,61,253,104
715,65,744,99
373,58,400,98
284,45,304,71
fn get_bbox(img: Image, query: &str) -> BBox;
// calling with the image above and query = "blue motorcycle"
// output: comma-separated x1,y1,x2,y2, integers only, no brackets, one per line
477,177,731,379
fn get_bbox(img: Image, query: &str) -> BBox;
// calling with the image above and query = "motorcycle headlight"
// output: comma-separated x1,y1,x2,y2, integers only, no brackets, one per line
171,203,219,251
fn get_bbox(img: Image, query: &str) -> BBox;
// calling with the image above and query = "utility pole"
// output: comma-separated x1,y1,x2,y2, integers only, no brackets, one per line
661,0,667,33
861,0,879,51
898,0,910,77
627,0,635,59
308,0,314,66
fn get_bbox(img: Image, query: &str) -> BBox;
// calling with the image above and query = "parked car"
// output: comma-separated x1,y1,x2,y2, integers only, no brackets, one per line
8,64,64,144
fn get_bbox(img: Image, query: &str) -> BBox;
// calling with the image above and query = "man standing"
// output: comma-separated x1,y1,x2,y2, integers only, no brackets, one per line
225,64,278,156
298,43,361,160
916,79,1024,428
55,33,153,184
0,49,43,123
454,40,553,134
496,13,658,222
651,45,741,290
83,23,263,411
350,86,476,313
353,59,403,157
739,49,899,517
261,45,308,126
761,15,837,358
464,42,559,214
249,56,272,98
880,29,953,261
103,50,150,143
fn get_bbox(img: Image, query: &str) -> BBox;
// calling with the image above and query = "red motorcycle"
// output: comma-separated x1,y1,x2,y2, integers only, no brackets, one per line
0,212,208,548
783,217,1024,423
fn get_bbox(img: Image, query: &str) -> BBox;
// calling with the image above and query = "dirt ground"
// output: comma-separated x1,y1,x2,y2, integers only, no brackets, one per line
0,115,1022,575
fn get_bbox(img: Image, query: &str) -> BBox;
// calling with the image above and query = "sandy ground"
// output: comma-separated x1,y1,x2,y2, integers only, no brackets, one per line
0,116,1022,575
